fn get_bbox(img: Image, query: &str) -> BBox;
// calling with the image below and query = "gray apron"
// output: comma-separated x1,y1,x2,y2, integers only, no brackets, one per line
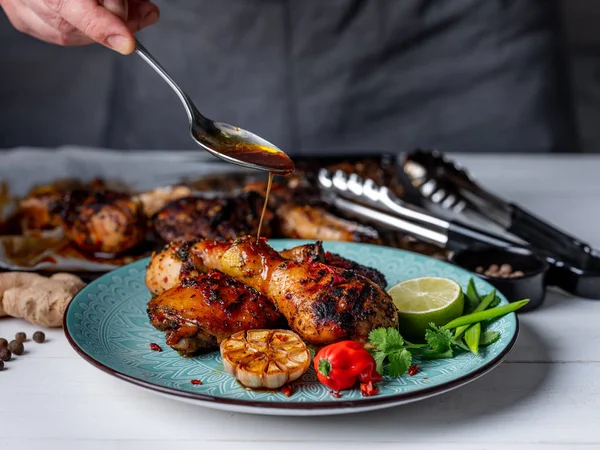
0,0,575,155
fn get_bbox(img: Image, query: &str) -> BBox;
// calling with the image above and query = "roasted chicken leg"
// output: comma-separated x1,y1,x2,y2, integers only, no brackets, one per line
53,189,146,255
147,240,387,294
147,237,398,345
148,271,281,356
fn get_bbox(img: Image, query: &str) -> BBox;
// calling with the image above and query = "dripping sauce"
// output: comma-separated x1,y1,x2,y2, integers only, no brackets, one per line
256,172,274,242
196,139,294,243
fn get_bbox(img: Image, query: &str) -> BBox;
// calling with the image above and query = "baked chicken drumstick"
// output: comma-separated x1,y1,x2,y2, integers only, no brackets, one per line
148,271,281,356
146,240,387,294
147,237,398,345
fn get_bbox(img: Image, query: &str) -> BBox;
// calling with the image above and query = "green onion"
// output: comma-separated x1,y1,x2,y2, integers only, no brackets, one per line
454,289,497,338
464,323,481,355
443,299,529,329
464,279,480,313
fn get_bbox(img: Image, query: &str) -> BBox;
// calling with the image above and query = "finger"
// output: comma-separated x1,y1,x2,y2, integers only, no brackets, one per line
0,0,31,34
44,0,135,54
125,1,159,33
23,0,79,33
3,1,94,46
100,0,128,22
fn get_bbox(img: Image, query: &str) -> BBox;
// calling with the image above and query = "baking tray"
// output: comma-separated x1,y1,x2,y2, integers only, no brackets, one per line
0,148,255,272
0,148,445,274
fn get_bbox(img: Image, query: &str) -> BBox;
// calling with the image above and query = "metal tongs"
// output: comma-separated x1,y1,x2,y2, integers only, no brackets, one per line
401,149,600,271
319,169,532,252
317,168,600,299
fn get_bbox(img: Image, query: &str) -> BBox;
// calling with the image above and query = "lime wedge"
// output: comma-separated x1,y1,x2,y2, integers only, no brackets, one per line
387,277,464,341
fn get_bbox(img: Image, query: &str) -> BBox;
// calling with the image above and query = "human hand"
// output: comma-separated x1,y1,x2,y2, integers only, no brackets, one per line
0,0,159,54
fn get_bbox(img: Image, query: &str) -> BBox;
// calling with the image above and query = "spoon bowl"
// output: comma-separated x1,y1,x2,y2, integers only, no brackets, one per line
134,40,294,175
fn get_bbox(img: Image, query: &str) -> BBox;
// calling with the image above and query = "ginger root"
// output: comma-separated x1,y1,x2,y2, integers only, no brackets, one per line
0,272,47,317
0,272,86,327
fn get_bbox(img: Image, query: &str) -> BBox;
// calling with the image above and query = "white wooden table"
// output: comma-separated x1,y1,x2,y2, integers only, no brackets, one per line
2,154,600,450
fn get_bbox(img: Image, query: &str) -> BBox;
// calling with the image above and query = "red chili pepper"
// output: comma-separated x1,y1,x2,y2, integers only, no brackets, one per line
330,391,343,399
314,341,382,391
359,381,379,397
149,343,162,352
190,379,203,385
408,365,419,376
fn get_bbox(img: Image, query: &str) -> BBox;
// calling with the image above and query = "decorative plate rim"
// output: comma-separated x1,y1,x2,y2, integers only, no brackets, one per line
63,240,519,411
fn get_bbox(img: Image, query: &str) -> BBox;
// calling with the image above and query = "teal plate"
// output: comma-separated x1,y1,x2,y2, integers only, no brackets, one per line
64,240,518,416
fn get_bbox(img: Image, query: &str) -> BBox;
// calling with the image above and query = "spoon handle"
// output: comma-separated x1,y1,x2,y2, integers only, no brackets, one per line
134,39,201,124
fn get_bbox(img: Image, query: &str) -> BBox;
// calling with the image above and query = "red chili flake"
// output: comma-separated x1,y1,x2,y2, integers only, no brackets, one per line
360,382,379,397
408,365,419,376
190,379,203,385
320,263,347,285
276,333,289,342
281,385,295,397
330,390,343,399
149,343,162,352
332,274,347,285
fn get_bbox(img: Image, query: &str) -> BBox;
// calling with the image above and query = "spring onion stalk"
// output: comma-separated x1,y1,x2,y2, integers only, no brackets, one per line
454,290,497,339
444,299,529,329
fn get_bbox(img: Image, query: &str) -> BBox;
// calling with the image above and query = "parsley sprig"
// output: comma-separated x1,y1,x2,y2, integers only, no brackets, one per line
368,327,416,377
368,278,528,378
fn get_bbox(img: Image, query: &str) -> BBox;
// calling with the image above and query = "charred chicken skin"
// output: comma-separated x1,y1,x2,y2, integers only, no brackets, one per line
148,271,281,356
279,241,387,289
152,191,274,243
147,237,398,345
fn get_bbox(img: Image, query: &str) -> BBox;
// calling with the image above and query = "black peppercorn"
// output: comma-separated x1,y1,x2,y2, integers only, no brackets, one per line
15,332,26,343
0,338,7,349
0,348,11,361
8,340,24,356
33,331,46,343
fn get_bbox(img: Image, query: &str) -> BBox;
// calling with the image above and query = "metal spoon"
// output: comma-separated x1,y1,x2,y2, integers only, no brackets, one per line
134,39,294,175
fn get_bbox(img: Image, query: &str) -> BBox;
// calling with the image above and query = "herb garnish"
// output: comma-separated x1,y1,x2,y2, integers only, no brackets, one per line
368,278,528,377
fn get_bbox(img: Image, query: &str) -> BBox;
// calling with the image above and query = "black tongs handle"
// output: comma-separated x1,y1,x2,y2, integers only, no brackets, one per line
509,205,594,268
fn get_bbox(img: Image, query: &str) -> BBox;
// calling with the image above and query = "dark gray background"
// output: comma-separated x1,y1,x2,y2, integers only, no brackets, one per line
0,0,596,155
560,0,600,154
